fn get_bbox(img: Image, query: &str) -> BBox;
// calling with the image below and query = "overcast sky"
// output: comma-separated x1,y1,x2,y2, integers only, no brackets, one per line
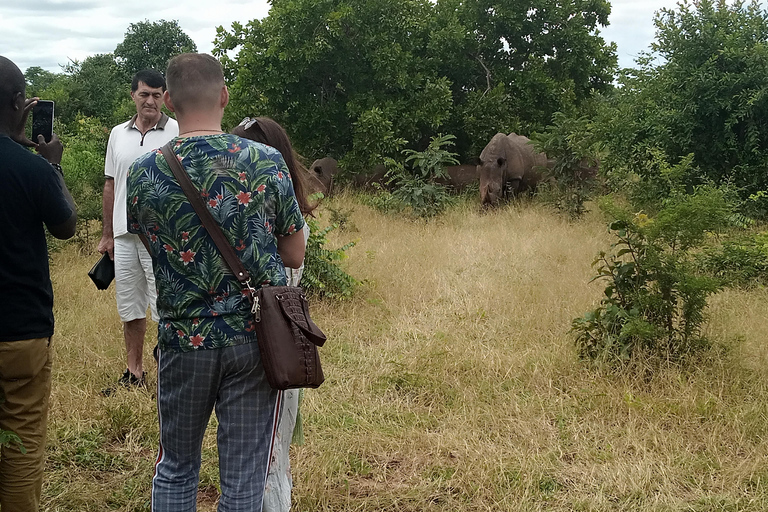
1,0,674,74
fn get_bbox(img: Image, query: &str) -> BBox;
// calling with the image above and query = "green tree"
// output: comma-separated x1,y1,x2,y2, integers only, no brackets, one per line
24,66,59,97
63,54,131,128
596,0,768,204
115,19,197,76
215,0,450,163
432,0,617,157
22,68,78,127
214,0,616,166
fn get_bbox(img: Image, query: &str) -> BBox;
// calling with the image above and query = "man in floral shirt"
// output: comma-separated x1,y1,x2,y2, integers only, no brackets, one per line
126,53,305,511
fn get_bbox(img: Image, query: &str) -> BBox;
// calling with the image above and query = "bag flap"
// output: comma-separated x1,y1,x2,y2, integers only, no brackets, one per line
275,291,327,347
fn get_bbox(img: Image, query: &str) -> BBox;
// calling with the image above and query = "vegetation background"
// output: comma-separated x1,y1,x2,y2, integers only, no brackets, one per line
8,0,768,510
45,195,768,511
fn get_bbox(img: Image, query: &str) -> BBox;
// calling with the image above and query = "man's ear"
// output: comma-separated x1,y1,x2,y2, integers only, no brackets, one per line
11,91,24,111
220,85,229,109
164,91,176,112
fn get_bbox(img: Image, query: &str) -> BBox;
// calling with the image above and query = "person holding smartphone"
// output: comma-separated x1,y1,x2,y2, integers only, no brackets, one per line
0,55,77,512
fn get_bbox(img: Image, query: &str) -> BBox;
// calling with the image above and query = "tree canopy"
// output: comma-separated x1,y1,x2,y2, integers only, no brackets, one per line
597,0,768,200
115,19,197,76
26,19,196,130
213,0,617,166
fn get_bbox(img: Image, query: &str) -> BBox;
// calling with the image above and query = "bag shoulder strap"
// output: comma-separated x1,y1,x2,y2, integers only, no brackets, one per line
160,142,250,285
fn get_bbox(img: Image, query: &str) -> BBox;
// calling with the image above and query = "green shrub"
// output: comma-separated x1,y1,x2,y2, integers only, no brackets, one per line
357,187,407,215
531,112,600,219
697,233,768,288
302,217,357,299
59,115,110,249
572,185,732,364
325,203,357,232
739,190,768,222
383,134,458,218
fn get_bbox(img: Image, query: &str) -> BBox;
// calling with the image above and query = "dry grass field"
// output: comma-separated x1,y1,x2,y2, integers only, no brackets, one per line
42,194,768,511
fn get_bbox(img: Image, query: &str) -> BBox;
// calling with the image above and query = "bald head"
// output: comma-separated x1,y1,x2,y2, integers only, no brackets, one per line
165,53,225,116
0,56,25,114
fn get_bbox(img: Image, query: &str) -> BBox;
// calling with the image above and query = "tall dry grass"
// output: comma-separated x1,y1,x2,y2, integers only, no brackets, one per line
42,194,768,511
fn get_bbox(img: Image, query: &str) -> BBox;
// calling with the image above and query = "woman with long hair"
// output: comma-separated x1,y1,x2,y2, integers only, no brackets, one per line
231,116,314,512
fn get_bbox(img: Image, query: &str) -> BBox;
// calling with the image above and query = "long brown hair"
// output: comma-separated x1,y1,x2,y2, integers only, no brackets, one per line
231,117,316,215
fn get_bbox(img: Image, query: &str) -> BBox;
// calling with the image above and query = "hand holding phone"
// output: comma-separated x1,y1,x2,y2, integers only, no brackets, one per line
36,133,63,165
32,100,54,143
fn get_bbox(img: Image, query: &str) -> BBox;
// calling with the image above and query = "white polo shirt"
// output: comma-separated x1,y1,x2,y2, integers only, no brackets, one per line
105,113,179,237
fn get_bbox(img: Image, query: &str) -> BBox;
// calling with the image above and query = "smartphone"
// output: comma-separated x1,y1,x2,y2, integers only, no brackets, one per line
32,100,54,143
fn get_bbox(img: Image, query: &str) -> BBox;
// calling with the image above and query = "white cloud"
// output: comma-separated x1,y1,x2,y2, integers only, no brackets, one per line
601,0,673,68
0,0,270,73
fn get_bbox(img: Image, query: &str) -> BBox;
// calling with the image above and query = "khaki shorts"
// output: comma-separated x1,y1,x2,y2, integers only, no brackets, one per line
114,234,158,323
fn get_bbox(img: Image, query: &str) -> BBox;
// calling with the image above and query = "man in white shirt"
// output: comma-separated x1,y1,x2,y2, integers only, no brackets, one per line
98,69,179,393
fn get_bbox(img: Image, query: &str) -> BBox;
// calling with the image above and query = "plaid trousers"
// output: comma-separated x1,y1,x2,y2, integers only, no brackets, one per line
152,342,278,512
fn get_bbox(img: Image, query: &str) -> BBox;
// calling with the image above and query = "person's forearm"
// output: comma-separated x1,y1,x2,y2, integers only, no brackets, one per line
277,230,306,269
47,164,77,240
54,165,76,212
101,178,114,237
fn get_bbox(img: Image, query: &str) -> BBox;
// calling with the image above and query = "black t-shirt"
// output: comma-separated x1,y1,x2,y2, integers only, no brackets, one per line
0,135,74,341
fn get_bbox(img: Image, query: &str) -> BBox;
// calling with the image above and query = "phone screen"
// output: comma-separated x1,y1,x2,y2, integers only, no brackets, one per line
32,100,54,143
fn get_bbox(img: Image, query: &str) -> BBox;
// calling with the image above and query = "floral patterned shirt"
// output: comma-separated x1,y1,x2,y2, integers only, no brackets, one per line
126,134,305,352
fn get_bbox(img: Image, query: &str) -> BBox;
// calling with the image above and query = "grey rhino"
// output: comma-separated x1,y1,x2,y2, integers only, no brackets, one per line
309,158,389,193
478,132,551,206
309,159,480,194
309,157,338,195
352,163,387,189
436,164,478,192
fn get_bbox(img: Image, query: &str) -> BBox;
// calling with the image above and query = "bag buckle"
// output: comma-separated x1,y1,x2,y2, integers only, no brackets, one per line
245,279,260,321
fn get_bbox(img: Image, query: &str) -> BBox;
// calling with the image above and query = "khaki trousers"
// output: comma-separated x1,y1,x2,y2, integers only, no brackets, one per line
0,337,52,512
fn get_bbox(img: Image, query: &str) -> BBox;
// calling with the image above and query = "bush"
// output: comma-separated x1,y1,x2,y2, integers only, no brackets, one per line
357,187,407,215
739,190,768,222
59,115,110,250
572,185,733,364
531,112,600,219
325,202,357,232
383,134,458,218
302,217,357,299
339,107,407,180
697,233,768,288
